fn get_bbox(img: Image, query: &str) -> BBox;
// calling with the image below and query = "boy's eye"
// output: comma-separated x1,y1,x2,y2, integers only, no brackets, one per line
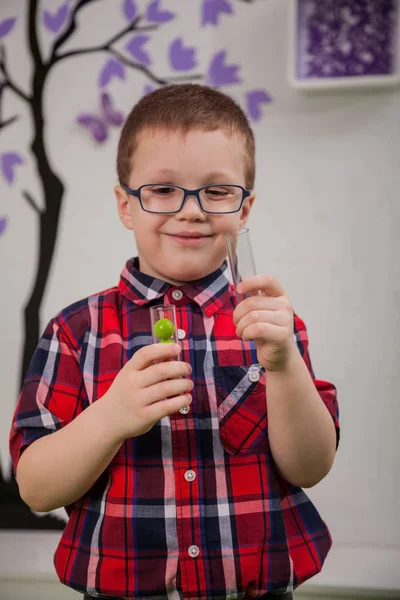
205,187,230,197
151,186,176,195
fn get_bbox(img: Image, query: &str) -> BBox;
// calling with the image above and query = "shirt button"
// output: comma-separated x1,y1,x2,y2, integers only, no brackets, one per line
172,290,183,301
184,470,196,482
177,328,186,340
248,368,260,383
179,405,190,415
188,545,200,558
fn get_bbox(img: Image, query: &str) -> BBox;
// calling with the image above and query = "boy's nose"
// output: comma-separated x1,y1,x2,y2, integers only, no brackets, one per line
177,194,206,219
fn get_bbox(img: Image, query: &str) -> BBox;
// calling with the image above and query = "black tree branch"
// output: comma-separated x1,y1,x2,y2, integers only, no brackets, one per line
108,48,203,85
0,46,31,104
0,114,19,130
103,17,158,49
49,12,202,86
0,82,18,129
49,0,102,61
23,190,42,215
51,16,158,65
28,0,43,67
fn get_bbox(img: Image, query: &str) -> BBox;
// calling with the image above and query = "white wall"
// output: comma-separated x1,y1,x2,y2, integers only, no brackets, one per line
1,0,400,593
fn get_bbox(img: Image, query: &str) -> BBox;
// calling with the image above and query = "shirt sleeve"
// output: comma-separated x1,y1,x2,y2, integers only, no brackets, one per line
9,317,87,473
294,313,340,448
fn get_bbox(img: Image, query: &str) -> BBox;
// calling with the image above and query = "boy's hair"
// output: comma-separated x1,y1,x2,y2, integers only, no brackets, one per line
117,84,256,190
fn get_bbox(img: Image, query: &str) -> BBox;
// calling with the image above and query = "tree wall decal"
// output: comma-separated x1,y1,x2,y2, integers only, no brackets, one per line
0,0,272,530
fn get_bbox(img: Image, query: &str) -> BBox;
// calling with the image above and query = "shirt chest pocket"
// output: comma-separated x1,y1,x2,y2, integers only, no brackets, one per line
214,364,268,456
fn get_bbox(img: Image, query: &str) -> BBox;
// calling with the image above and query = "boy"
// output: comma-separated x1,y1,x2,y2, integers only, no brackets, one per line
10,84,339,599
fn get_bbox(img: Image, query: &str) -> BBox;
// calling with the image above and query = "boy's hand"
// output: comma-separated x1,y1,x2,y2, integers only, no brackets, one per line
233,275,296,372
102,343,193,443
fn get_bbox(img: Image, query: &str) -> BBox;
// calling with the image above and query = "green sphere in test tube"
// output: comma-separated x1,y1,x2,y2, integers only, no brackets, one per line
153,318,175,342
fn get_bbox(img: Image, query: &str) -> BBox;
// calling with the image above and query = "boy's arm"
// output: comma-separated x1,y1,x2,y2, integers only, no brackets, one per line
234,275,339,489
265,344,337,488
11,320,192,513
16,398,123,512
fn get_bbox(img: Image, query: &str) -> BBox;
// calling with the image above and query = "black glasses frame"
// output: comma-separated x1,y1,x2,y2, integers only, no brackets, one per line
121,183,251,215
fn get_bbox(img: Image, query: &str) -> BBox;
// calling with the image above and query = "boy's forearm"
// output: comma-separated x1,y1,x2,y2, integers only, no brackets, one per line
16,395,122,512
266,347,337,488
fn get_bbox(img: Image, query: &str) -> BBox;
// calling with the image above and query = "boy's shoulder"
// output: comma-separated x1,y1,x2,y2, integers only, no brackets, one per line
50,284,121,350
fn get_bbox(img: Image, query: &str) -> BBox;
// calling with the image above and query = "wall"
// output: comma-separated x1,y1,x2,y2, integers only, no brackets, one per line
1,0,399,595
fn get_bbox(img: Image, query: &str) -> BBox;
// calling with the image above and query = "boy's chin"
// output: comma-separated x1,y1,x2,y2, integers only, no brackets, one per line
164,260,221,284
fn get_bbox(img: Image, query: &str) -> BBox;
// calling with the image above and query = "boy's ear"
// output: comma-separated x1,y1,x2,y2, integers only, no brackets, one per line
115,185,134,230
239,191,256,228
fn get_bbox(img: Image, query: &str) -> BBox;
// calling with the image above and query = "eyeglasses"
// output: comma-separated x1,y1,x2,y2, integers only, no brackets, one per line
121,184,251,214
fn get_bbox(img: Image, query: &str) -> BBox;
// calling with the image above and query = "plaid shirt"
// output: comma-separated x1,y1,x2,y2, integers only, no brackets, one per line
10,258,339,600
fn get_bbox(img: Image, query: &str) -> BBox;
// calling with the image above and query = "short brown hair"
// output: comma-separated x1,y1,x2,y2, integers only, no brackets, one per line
117,84,256,189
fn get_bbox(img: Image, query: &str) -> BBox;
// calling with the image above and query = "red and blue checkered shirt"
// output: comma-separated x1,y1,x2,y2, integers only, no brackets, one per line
10,258,339,599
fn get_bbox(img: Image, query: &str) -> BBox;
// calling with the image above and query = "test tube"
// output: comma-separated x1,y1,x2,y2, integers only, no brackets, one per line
150,304,179,354
225,227,258,304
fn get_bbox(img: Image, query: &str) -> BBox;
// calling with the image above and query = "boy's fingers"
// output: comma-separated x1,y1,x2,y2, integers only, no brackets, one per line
130,343,181,371
142,378,194,406
235,309,286,337
147,394,192,423
233,294,287,325
237,275,285,298
140,360,192,387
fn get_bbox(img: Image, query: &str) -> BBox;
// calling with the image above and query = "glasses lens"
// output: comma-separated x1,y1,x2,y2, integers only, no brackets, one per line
199,186,243,213
140,185,184,213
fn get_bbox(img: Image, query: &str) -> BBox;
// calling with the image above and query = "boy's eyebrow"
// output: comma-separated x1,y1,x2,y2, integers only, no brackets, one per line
204,171,236,182
146,169,236,183
147,169,179,180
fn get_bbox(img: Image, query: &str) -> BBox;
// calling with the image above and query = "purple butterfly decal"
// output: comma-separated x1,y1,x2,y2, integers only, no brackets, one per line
77,92,125,144
1,152,24,184
0,17,16,38
123,0,138,22
0,216,7,237
202,0,233,27
247,90,273,122
43,2,70,34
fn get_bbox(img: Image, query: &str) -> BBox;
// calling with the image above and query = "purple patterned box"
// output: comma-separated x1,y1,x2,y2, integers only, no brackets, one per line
290,0,400,88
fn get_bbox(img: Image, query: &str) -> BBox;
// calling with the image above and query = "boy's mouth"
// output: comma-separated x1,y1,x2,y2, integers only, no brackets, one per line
165,231,212,246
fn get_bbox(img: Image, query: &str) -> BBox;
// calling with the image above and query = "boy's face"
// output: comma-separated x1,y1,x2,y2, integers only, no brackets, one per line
115,127,255,284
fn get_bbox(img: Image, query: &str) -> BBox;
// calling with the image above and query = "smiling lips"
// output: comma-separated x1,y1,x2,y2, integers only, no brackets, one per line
165,231,212,246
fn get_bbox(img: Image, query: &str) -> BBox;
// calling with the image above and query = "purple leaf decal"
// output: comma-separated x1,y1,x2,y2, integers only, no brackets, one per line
143,84,155,96
101,92,124,126
169,38,197,71
1,152,23,184
146,0,175,23
0,17,16,38
202,0,233,27
125,35,151,66
123,0,138,22
247,90,273,122
0,216,7,237
43,2,69,34
99,59,126,88
208,50,241,86
77,115,108,143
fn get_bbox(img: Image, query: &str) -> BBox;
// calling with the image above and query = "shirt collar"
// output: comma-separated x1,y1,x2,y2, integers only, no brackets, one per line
118,257,233,317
